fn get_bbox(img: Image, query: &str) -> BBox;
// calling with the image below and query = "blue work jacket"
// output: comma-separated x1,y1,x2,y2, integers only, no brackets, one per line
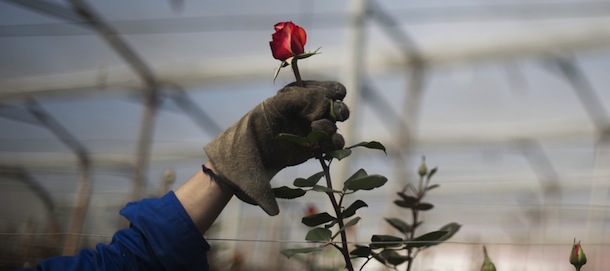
20,192,210,271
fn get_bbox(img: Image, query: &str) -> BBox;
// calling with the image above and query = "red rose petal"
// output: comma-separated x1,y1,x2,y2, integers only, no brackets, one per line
269,21,307,61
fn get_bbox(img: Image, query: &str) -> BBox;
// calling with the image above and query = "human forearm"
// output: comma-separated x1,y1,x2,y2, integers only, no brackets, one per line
23,191,212,271
174,162,234,234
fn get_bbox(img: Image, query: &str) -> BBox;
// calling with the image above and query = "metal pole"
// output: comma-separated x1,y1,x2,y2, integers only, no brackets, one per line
552,57,610,269
67,0,163,201
516,139,562,271
369,0,427,188
159,168,175,197
338,0,367,185
330,3,367,267
26,98,92,255
63,157,92,255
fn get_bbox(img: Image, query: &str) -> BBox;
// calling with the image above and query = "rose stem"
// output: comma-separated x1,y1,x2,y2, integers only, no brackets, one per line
291,58,303,87
317,156,355,271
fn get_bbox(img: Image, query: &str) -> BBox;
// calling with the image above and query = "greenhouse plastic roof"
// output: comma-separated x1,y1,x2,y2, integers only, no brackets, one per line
1,0,610,269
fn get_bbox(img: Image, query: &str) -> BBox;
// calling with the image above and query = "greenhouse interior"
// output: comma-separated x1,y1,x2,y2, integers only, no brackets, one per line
1,0,609,270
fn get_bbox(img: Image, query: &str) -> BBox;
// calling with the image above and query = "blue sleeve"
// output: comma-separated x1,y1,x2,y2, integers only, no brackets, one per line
20,191,210,271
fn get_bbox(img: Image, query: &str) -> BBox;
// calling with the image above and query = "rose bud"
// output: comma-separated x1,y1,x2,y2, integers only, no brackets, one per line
570,239,587,270
481,245,497,271
418,157,428,177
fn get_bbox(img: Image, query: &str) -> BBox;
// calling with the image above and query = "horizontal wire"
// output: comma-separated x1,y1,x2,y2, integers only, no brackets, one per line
0,232,112,238
204,238,609,247
0,191,607,209
0,232,607,246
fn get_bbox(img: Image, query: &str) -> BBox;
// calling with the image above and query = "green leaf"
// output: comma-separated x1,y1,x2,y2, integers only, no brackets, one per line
273,61,288,83
345,174,388,192
305,227,332,242
350,245,372,258
332,217,361,240
295,47,321,60
427,167,438,180
405,230,449,249
326,149,352,161
385,218,412,234
324,219,338,229
277,133,309,147
294,171,325,187
414,202,434,211
339,217,361,232
370,235,403,249
312,185,341,193
393,199,416,209
345,169,368,183
307,130,329,144
436,222,461,243
281,247,322,258
397,192,419,204
426,183,440,191
272,186,306,199
347,141,387,154
302,212,336,227
379,250,411,266
372,253,386,265
342,200,368,218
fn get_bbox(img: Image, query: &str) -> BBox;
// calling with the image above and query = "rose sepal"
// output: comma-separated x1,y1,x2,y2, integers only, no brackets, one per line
272,48,322,83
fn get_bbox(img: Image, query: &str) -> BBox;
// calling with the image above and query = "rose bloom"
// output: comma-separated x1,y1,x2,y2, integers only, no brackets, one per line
269,21,307,62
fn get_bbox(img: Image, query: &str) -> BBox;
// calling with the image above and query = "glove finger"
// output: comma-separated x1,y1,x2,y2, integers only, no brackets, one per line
311,119,345,151
317,133,345,152
330,133,345,150
276,81,348,122
285,81,347,101
311,119,337,134
332,100,350,122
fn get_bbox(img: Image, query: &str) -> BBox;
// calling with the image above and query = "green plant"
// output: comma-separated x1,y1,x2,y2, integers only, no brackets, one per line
273,131,386,271
351,157,461,271
273,132,459,271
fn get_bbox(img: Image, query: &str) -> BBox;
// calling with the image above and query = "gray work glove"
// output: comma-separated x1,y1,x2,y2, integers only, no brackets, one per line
204,81,350,216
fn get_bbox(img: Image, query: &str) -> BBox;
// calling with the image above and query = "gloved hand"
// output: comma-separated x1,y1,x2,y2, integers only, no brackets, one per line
204,81,350,216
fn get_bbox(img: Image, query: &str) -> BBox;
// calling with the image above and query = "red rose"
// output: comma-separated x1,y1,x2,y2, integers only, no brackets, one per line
269,21,307,62
304,203,318,216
